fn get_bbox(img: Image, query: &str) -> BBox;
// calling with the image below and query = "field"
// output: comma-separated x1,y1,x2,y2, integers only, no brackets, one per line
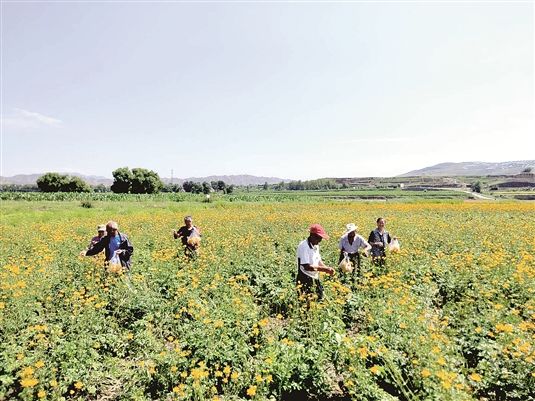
1,199,534,401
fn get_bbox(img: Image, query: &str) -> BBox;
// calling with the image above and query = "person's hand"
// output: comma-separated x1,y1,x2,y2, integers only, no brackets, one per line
324,266,335,276
79,250,86,257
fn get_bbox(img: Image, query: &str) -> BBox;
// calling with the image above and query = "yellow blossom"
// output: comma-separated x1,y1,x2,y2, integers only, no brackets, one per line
246,385,257,397
21,377,39,388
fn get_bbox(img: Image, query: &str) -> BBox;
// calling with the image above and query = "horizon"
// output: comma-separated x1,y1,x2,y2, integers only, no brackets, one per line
1,158,534,182
1,2,534,179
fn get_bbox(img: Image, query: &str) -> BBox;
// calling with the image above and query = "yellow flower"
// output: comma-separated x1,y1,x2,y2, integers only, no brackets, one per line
223,366,231,376
421,368,431,378
49,379,58,387
34,360,45,368
37,390,46,398
370,365,381,375
255,374,263,383
246,385,257,397
74,381,83,389
469,373,482,382
21,366,35,377
21,377,39,388
231,371,240,381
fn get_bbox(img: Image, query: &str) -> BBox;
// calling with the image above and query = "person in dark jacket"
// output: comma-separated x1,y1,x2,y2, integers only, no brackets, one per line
173,215,201,259
368,217,395,267
83,221,134,269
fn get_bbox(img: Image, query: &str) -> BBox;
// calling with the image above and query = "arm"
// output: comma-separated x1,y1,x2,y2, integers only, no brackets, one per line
85,238,106,256
300,263,334,275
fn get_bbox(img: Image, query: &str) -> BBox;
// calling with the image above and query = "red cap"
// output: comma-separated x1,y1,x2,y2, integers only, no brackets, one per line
309,224,329,239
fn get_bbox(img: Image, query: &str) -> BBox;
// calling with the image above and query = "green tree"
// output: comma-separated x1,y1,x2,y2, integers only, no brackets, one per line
111,167,133,193
131,168,164,194
37,173,67,192
471,181,482,193
36,173,91,192
63,176,91,192
202,182,212,195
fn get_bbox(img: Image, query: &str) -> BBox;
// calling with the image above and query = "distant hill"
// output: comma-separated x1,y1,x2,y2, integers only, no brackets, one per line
399,161,535,177
0,173,113,186
0,173,290,187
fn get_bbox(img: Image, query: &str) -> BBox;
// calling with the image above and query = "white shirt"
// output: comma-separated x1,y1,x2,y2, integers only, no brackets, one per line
339,233,368,254
297,239,322,279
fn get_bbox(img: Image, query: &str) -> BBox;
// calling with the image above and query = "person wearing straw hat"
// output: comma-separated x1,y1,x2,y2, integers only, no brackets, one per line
296,224,334,302
88,224,107,250
338,223,371,281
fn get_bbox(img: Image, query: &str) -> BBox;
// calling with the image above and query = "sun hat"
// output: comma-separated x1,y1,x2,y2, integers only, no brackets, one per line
309,224,329,239
97,225,106,232
345,223,357,234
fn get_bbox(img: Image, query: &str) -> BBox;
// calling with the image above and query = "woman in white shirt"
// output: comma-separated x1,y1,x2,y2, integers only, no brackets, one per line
338,223,371,282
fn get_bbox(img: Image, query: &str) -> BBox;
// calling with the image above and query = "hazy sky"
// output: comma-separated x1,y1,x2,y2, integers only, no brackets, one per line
1,1,533,179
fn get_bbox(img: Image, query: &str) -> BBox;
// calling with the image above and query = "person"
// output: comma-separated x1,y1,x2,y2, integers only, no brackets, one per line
368,217,395,267
296,224,334,303
82,221,134,270
173,215,201,259
88,224,106,250
338,223,371,281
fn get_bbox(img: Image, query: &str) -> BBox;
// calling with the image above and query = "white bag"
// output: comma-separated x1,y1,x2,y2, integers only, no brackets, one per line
339,252,354,273
389,238,400,253
107,251,123,273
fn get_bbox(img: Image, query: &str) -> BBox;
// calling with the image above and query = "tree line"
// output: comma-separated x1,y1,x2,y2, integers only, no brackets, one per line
27,168,235,194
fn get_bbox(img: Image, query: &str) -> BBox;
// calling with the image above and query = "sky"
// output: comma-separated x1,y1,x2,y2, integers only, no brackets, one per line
1,1,534,180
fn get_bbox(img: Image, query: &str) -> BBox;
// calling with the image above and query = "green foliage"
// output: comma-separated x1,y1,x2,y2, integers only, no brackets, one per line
287,178,340,191
471,181,482,193
111,167,133,193
202,182,212,195
111,167,164,194
131,168,164,194
182,181,203,194
36,173,91,193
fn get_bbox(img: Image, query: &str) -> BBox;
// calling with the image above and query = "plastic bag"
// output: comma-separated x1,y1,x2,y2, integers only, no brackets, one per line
187,236,201,248
107,251,123,274
339,252,354,273
389,238,400,253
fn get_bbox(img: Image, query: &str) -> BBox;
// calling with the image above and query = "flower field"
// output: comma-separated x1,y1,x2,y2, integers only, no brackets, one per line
1,200,534,401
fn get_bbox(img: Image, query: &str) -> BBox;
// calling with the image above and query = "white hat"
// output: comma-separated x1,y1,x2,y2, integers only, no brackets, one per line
345,223,357,234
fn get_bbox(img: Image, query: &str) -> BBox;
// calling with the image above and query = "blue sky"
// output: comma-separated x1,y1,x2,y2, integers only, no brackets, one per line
1,1,533,179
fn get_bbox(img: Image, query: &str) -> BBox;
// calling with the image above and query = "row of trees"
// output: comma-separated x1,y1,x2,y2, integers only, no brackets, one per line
32,169,236,194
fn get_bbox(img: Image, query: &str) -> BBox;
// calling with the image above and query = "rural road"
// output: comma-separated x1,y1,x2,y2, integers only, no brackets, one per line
434,187,495,200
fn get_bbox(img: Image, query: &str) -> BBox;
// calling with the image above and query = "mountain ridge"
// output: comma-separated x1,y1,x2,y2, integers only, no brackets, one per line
399,160,535,177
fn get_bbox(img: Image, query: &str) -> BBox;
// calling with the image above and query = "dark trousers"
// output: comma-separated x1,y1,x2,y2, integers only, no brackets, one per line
371,253,386,268
296,269,324,301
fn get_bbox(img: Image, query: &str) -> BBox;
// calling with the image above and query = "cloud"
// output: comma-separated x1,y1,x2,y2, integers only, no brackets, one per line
1,108,63,130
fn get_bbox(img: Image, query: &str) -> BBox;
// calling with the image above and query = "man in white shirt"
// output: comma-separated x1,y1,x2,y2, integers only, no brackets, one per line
296,224,334,303
339,223,371,282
